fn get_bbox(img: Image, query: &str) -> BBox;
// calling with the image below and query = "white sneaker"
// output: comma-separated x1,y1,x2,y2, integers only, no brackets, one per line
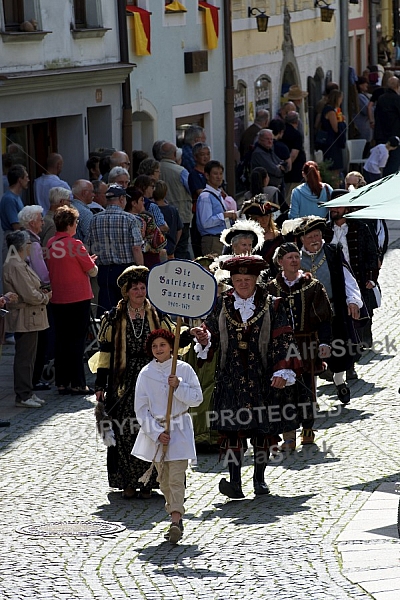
30,393,46,405
15,397,42,408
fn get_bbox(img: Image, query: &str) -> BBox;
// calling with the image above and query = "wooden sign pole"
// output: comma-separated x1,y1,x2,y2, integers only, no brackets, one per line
163,316,182,453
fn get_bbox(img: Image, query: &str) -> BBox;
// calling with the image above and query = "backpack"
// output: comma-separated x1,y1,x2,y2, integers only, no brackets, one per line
140,213,167,254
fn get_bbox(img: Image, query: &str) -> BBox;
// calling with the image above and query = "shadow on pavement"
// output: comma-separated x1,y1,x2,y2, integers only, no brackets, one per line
343,472,400,493
207,492,316,525
134,543,225,578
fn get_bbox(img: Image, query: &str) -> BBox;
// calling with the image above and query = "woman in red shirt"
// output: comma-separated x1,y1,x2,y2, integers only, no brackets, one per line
46,206,98,395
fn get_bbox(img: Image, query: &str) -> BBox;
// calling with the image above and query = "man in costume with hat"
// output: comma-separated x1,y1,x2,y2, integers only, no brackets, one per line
286,216,364,404
267,242,332,449
191,255,305,499
324,190,380,350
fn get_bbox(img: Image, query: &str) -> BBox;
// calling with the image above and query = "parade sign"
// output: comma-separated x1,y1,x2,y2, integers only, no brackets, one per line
147,259,217,318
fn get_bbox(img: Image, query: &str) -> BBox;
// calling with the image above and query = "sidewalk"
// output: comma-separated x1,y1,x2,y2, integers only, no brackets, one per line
0,223,400,599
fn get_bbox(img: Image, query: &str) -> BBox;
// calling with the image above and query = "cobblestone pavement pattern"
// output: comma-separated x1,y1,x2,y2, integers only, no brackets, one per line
1,226,400,600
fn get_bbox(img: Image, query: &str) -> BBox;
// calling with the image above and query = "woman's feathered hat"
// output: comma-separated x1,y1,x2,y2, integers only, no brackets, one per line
220,219,265,252
240,194,280,218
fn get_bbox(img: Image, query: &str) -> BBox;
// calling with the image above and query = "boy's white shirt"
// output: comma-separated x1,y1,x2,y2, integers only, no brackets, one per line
132,358,202,464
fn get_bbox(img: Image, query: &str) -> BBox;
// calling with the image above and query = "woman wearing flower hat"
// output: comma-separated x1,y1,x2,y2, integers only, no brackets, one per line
191,255,305,499
94,265,186,499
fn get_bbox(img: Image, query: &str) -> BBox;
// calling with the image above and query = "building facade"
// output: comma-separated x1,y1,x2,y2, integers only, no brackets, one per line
0,0,132,198
232,0,339,156
126,1,226,164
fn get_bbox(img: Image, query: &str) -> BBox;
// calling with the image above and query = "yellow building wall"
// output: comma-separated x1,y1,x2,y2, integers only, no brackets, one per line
233,17,336,59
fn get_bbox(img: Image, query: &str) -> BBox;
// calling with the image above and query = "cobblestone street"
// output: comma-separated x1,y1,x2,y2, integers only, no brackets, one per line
1,226,400,600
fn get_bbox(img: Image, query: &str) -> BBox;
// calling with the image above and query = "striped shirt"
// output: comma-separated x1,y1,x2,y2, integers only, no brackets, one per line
87,205,143,265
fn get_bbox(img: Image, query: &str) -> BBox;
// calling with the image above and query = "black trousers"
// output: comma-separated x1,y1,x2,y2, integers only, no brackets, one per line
175,223,191,259
52,300,91,389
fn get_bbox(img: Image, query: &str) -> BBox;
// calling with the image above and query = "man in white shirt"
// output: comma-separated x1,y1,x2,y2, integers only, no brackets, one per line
34,153,71,212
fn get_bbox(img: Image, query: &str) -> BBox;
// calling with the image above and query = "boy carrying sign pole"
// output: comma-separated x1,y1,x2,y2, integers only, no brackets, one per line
132,324,202,544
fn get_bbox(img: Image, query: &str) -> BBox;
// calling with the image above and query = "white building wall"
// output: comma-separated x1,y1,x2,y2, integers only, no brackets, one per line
0,0,120,72
128,3,226,166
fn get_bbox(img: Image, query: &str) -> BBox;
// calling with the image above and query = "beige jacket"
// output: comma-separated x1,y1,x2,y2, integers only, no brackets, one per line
3,255,49,333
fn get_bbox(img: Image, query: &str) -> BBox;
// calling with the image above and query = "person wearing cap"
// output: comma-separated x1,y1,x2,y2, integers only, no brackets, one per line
290,215,364,404
325,191,380,350
94,266,189,500
267,243,333,449
289,161,332,219
363,136,400,183
240,194,283,274
87,184,144,313
191,255,304,499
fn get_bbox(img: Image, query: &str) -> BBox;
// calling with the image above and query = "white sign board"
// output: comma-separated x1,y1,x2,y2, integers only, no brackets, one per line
147,259,217,318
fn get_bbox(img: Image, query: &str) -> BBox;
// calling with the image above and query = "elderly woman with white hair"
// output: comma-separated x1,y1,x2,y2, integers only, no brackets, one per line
108,166,130,189
3,230,51,407
19,205,52,392
40,186,71,247
18,205,50,286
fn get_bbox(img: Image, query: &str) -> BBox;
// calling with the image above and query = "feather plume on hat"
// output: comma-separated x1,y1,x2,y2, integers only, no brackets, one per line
281,218,304,237
209,254,233,285
220,219,265,252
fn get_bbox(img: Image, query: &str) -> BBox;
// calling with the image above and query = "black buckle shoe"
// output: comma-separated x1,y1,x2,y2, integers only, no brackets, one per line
219,478,245,499
254,481,270,495
336,384,350,404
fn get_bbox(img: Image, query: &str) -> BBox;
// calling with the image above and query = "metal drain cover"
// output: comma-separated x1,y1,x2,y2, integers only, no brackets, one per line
16,520,125,537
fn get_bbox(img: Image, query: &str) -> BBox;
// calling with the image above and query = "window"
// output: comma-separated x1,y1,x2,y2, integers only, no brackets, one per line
74,0,86,28
3,0,24,30
73,0,102,29
254,75,271,113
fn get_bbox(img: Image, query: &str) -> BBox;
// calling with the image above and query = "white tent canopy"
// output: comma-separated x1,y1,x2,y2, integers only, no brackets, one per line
322,172,400,209
346,201,400,220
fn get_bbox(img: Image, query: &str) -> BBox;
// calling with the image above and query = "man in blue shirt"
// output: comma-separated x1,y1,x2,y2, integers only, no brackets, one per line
0,163,29,263
0,164,29,233
196,160,237,255
71,179,94,243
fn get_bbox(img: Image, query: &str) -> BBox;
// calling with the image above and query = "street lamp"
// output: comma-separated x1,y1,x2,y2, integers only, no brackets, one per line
314,0,335,23
247,7,269,32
